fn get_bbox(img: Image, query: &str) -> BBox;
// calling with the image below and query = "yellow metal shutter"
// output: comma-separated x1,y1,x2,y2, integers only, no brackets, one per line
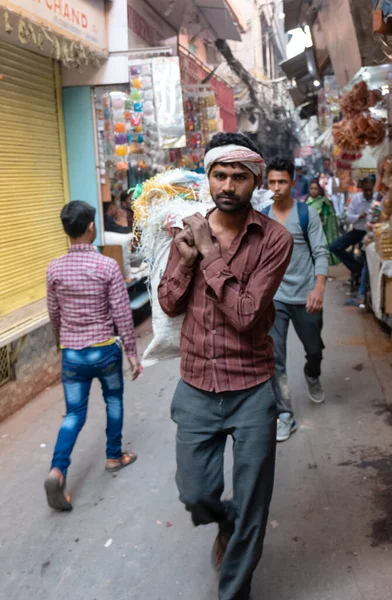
0,42,68,317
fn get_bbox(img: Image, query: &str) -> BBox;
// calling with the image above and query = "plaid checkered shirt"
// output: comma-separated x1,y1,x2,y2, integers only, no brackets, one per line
46,245,137,360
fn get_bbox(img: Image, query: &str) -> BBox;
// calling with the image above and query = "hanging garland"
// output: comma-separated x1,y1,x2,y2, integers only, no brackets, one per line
333,82,386,151
3,10,103,69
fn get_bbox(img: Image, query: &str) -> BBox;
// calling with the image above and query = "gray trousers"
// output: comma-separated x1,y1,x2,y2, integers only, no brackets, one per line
270,300,324,416
171,379,277,600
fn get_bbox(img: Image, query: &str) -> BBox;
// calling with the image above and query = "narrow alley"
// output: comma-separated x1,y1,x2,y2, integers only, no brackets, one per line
0,274,391,600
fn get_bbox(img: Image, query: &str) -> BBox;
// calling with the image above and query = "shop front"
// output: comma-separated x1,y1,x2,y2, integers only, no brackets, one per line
0,0,107,416
0,0,107,320
0,42,68,319
330,65,392,328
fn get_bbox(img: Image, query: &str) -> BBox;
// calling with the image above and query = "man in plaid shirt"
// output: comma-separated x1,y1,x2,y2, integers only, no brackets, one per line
44,201,141,511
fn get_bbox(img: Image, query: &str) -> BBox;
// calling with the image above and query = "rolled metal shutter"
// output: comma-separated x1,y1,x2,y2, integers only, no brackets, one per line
0,42,68,317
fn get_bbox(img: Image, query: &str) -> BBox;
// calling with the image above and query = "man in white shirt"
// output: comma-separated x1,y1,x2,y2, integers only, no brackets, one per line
330,178,377,278
325,174,345,217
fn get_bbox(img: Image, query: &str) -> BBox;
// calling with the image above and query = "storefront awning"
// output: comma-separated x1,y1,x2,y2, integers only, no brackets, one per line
146,0,241,41
139,0,188,32
194,0,242,41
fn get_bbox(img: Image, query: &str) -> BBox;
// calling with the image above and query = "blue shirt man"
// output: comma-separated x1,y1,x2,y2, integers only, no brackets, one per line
292,166,309,201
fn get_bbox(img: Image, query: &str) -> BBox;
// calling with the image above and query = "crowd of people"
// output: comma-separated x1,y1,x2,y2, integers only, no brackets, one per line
42,132,383,600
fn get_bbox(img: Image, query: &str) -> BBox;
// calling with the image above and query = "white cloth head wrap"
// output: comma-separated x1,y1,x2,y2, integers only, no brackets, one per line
204,144,264,176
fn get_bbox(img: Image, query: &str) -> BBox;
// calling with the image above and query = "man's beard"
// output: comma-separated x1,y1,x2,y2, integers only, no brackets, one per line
213,192,252,213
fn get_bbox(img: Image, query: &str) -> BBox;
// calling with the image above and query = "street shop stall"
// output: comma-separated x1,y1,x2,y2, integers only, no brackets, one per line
179,84,220,171
365,224,392,328
93,54,187,318
94,54,186,200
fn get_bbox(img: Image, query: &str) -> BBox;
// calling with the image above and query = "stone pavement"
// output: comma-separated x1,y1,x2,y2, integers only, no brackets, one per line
0,275,391,600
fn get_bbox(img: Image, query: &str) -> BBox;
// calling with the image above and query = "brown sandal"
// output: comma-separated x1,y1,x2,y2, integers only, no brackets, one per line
44,470,73,511
211,521,234,572
105,451,137,473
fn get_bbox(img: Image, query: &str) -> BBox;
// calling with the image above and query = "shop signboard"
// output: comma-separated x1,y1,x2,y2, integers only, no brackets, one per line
0,0,106,51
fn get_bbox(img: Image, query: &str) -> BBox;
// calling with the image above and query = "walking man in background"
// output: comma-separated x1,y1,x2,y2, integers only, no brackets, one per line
159,133,293,600
45,201,141,511
265,157,329,443
292,165,309,201
331,177,377,283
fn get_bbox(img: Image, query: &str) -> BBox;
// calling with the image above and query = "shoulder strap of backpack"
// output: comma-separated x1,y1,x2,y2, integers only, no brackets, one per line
297,201,312,255
261,205,271,216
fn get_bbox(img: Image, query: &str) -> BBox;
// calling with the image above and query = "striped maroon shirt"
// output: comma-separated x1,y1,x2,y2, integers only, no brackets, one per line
158,207,293,392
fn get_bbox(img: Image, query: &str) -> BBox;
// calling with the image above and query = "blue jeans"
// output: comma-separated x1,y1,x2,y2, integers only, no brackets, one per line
51,343,124,478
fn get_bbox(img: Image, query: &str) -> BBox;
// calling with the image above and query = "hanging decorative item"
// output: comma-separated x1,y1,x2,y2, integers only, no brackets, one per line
4,11,12,34
333,82,386,151
4,10,103,70
18,18,31,44
340,81,382,118
36,27,45,50
350,112,386,147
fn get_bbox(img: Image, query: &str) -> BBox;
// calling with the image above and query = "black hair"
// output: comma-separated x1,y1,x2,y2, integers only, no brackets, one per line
310,178,324,196
120,190,130,204
205,132,263,158
362,175,375,186
61,201,96,239
266,157,295,181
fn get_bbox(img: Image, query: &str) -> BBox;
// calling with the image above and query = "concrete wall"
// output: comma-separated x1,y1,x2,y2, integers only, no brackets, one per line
0,325,60,422
228,0,262,75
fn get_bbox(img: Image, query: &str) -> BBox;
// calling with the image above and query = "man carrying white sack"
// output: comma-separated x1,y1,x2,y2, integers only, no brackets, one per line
158,132,293,600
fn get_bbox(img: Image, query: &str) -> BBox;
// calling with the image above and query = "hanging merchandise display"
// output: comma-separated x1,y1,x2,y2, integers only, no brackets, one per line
128,56,186,179
178,46,236,132
94,55,187,200
95,85,131,198
180,85,219,170
333,82,386,151
128,58,162,179
152,57,186,150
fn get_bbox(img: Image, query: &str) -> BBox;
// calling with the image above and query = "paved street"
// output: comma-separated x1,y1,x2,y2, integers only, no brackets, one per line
1,274,392,600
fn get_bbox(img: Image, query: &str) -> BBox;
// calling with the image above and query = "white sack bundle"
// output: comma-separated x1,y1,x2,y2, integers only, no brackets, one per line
141,197,213,367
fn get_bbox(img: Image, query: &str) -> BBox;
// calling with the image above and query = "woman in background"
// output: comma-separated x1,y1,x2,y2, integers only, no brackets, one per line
307,179,340,265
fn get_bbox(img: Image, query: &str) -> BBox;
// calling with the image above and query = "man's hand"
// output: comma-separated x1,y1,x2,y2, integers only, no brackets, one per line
306,286,325,313
174,226,199,268
182,213,215,258
359,211,368,219
128,357,142,381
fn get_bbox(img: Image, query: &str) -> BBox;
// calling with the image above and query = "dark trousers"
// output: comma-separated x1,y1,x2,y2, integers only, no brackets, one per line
330,229,366,275
270,301,324,416
171,379,277,600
